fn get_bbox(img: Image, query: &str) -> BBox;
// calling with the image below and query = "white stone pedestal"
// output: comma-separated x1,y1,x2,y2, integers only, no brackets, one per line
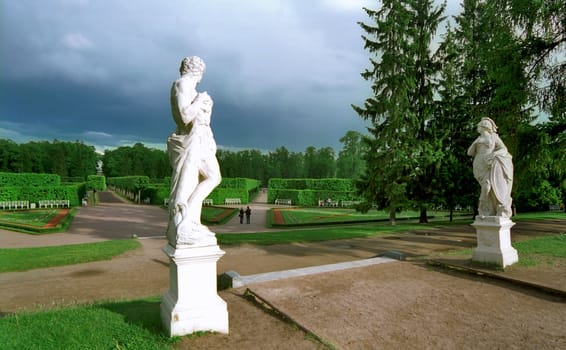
471,216,518,268
160,243,229,337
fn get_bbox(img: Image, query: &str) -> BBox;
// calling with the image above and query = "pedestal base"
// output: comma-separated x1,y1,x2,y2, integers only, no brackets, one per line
161,243,229,336
471,216,518,268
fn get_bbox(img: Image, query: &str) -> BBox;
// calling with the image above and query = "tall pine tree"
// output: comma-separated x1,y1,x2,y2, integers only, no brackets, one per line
354,0,445,224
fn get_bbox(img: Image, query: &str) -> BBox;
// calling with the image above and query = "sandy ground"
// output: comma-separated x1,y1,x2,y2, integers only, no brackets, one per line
1,191,565,349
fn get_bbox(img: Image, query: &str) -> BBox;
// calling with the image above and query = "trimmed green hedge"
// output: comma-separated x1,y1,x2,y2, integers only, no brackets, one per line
143,177,261,205
87,175,106,191
0,184,86,206
106,176,150,191
268,178,354,191
0,173,85,206
268,178,359,206
207,178,261,204
141,185,170,205
0,173,61,187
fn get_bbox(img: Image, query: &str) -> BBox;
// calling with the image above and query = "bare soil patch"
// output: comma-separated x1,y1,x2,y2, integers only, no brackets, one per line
247,261,566,349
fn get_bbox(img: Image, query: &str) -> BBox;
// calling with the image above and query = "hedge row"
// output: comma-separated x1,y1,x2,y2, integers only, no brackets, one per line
134,177,261,206
268,189,359,206
0,172,61,187
141,185,170,205
267,178,359,206
87,175,106,191
208,187,251,204
268,178,354,191
106,176,150,191
218,178,261,191
0,184,86,206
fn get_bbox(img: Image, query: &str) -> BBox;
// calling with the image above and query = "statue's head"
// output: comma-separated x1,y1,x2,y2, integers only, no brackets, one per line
179,56,206,78
477,117,497,133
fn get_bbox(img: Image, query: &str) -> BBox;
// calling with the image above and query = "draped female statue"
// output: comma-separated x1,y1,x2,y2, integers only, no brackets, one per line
166,56,221,245
467,117,514,218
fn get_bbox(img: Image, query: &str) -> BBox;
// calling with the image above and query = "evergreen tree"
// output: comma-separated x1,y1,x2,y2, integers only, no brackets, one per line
490,0,565,120
436,22,477,219
354,1,415,224
406,0,446,223
452,0,495,123
354,0,445,224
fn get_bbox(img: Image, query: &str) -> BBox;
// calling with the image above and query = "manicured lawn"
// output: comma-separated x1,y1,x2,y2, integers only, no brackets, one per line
0,239,141,273
217,221,444,245
0,209,61,227
0,208,76,234
432,233,566,268
201,206,238,225
513,234,566,266
0,296,177,350
270,207,473,226
513,211,566,221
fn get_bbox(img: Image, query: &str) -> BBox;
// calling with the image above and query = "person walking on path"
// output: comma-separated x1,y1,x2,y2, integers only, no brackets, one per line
245,206,251,224
239,207,244,224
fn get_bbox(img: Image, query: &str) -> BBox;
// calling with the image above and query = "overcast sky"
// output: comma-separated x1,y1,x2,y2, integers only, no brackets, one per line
0,0,460,153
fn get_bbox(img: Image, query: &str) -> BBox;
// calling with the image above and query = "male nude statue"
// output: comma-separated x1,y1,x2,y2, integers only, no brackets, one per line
166,56,221,246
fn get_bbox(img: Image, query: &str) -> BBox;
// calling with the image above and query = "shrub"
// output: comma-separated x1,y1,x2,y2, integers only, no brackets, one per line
140,185,169,205
106,176,150,192
267,178,360,206
0,184,85,206
208,178,261,204
0,172,61,187
87,175,106,191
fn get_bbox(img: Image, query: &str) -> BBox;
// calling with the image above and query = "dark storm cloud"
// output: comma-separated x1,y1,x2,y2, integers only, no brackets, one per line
0,0,456,152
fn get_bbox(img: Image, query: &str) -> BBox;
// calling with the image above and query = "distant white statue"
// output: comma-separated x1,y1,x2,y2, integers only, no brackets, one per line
166,56,221,245
96,160,103,175
467,117,514,218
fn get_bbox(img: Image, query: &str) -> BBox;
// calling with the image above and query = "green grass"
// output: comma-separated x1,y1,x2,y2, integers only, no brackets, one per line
513,234,566,267
0,209,61,226
201,206,238,225
271,207,473,227
431,234,566,268
217,222,439,245
0,239,141,273
276,208,393,225
513,211,566,221
514,234,566,257
0,296,178,350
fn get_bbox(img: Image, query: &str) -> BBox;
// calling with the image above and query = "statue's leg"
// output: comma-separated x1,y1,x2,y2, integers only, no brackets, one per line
478,179,492,217
174,161,199,224
187,157,221,223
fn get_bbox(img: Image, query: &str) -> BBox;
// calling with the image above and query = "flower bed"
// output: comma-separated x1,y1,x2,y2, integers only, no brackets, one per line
0,209,74,234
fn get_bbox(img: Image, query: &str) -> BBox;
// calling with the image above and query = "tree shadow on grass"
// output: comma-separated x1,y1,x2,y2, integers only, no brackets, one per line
97,297,167,336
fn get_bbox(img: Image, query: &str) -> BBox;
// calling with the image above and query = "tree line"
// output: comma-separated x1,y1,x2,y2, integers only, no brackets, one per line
0,139,97,181
355,0,565,222
101,134,367,185
0,132,367,187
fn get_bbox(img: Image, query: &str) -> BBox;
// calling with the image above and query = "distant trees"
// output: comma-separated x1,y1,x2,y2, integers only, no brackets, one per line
215,136,368,185
0,139,97,180
1,132,367,187
102,143,169,179
336,131,366,180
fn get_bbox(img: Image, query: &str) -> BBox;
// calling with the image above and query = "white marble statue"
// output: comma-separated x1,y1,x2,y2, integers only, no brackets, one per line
467,117,514,218
166,56,221,246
